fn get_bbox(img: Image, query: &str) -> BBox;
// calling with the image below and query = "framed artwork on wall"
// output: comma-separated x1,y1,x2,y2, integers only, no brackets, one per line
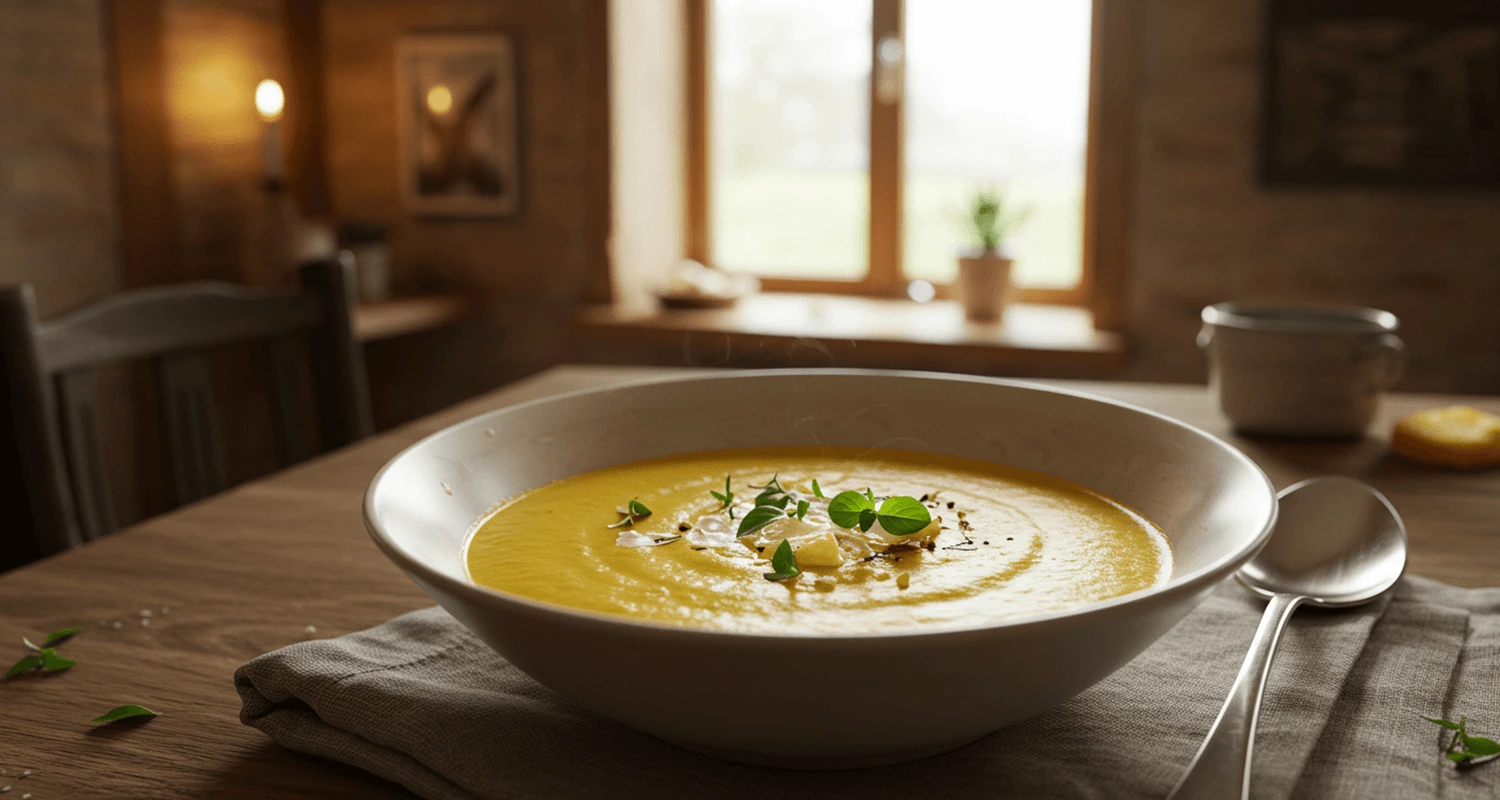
395,33,521,217
1260,0,1500,187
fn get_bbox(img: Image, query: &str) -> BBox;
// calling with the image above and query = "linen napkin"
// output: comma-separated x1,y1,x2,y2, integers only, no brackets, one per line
235,576,1500,800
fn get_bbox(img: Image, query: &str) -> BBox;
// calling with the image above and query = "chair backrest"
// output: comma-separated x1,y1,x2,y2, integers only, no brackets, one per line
0,260,373,559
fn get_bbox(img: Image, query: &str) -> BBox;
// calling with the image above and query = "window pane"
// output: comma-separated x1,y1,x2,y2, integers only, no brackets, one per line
711,0,870,279
903,1,1091,288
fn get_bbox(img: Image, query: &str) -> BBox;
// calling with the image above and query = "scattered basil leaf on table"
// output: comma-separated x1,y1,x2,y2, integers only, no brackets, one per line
736,505,785,538
92,704,159,724
6,655,41,678
38,648,76,671
45,626,83,646
763,539,801,582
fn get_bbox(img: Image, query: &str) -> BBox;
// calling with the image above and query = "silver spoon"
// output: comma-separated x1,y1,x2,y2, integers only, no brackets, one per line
1166,476,1407,800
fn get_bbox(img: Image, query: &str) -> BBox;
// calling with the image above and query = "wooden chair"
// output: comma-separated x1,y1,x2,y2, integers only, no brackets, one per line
0,260,374,561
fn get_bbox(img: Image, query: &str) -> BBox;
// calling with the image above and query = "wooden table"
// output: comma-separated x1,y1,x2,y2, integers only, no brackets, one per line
2,365,1497,799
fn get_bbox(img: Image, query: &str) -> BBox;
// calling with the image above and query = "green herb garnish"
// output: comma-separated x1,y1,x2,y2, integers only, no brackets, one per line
1426,715,1500,767
45,626,82,646
736,505,785,538
607,499,653,528
791,499,810,520
756,489,791,510
92,704,159,724
811,478,824,499
709,475,735,519
827,490,932,535
38,648,76,671
763,539,801,582
6,655,41,678
874,496,933,535
7,629,81,678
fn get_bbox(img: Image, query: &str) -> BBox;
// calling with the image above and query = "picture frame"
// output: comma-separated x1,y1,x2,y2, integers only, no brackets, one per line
395,33,521,217
1259,0,1500,188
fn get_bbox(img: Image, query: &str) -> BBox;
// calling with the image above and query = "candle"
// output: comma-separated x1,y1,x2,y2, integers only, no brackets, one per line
255,78,285,185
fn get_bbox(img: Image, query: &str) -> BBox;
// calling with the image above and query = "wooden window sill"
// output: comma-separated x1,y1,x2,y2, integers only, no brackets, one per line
573,293,1129,375
354,295,470,343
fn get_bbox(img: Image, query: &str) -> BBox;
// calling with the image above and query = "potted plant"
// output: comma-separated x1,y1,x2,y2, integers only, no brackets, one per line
957,188,1030,322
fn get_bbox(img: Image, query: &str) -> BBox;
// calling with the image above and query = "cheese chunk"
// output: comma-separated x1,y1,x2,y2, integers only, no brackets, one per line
760,531,846,567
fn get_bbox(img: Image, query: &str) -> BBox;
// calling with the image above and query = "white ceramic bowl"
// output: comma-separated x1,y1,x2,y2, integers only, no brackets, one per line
364,370,1276,768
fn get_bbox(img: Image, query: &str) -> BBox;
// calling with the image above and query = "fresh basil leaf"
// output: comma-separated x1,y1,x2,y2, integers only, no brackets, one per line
858,507,878,532
1449,752,1471,763
710,490,727,504
91,704,159,723
627,499,652,517
827,490,874,528
762,538,801,581
865,487,875,503
38,648,76,671
793,499,810,520
1426,716,1463,731
44,626,82,646
876,496,933,536
737,505,785,537
6,655,41,678
811,478,824,499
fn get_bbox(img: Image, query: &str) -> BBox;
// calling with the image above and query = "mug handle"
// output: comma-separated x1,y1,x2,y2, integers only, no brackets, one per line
1196,324,1213,351
1369,333,1406,391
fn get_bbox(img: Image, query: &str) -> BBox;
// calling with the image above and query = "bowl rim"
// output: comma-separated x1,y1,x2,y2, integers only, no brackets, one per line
363,368,1278,643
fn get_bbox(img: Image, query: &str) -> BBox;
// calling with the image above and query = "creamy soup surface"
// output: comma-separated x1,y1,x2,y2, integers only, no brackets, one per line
465,447,1171,634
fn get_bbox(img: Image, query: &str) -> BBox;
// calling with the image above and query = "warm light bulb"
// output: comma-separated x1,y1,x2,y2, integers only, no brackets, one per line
425,85,454,115
255,79,285,121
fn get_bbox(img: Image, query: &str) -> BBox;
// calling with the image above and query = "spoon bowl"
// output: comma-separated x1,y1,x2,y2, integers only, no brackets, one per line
1239,475,1408,607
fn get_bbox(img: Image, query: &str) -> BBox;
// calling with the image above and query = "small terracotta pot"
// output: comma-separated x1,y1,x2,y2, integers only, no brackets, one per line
957,248,1014,322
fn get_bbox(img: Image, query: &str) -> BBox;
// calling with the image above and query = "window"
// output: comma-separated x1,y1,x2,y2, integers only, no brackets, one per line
710,0,870,280
688,0,1119,310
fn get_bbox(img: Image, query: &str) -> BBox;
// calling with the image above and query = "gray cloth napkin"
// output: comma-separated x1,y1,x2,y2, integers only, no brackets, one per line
235,576,1500,800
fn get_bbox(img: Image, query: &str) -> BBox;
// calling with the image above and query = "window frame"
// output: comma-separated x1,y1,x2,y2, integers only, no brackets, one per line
683,0,1134,328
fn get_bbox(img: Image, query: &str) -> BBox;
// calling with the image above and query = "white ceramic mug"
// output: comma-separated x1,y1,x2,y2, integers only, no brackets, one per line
1199,303,1406,437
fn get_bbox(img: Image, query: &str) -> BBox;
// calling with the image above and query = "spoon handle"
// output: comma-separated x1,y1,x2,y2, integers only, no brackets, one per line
1166,592,1304,800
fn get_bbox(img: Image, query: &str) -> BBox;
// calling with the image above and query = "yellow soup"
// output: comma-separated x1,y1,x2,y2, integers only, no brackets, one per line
465,447,1171,634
